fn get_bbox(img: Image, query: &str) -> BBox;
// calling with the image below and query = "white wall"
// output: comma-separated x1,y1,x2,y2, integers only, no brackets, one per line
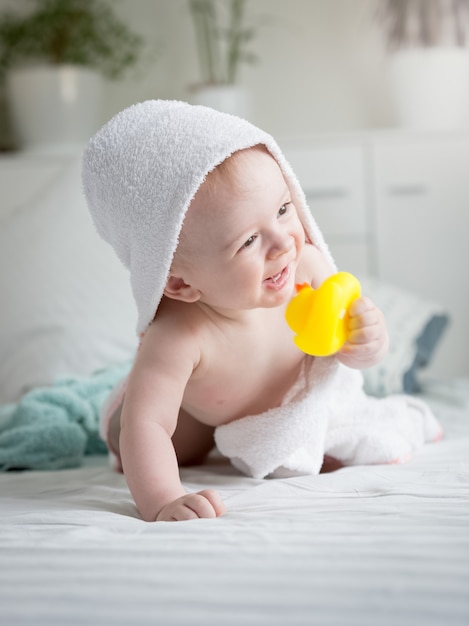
94,0,395,136
0,0,400,137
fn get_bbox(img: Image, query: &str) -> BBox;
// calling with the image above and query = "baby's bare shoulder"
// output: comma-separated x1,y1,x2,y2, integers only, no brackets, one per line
140,300,206,368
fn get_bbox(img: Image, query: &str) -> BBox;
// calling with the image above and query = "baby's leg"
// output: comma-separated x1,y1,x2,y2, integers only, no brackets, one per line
172,408,216,466
107,402,215,470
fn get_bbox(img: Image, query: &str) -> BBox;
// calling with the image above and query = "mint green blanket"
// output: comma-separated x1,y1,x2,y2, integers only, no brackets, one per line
0,363,130,471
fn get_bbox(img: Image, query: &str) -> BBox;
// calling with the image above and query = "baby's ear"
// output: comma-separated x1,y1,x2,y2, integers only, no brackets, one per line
164,275,201,303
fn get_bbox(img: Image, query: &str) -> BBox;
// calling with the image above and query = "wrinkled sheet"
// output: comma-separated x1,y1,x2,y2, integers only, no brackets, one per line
1,379,468,626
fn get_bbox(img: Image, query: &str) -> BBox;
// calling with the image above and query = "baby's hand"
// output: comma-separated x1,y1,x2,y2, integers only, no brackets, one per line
338,296,389,369
156,489,226,522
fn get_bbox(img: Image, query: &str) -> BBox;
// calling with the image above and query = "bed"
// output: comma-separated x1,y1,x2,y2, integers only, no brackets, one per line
1,155,468,626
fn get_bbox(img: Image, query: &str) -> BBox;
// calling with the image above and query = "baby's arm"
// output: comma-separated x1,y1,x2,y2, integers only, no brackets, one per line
337,296,389,369
119,317,225,522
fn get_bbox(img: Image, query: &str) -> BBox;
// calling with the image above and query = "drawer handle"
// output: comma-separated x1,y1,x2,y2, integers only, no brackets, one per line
387,184,427,196
305,187,348,199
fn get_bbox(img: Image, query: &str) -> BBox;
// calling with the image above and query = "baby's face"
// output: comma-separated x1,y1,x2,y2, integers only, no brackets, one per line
171,147,305,312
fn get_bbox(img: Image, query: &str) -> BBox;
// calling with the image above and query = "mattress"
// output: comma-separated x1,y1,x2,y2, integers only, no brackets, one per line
1,378,468,626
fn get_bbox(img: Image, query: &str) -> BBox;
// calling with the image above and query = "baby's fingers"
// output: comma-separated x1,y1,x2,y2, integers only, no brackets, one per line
347,296,375,321
157,490,225,522
198,489,226,517
178,491,224,520
347,321,382,345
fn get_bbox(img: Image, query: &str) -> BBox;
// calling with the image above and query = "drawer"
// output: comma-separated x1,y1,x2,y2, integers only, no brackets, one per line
283,145,367,238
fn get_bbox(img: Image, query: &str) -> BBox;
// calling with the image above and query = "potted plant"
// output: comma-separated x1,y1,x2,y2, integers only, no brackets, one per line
0,0,143,151
376,0,469,130
188,0,258,118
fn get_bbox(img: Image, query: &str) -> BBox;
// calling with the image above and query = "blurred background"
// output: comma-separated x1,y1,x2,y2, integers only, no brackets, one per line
0,0,432,144
0,0,468,402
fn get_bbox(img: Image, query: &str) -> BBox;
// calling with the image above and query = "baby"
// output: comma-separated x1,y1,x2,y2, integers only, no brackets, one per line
83,101,440,522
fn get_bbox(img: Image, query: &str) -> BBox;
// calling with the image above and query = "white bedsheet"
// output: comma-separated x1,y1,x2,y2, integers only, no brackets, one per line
1,379,468,626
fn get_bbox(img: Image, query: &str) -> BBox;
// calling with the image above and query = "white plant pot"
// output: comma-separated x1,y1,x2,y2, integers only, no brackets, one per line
7,64,102,152
191,84,249,119
390,48,469,131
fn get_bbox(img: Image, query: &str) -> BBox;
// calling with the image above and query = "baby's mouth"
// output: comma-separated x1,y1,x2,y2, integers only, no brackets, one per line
270,271,283,283
264,265,290,287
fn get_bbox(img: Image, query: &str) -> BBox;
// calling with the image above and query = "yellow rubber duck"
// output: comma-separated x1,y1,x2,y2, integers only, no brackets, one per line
285,272,361,357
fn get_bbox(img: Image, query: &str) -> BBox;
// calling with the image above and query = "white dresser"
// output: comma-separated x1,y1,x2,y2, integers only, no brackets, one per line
284,140,371,276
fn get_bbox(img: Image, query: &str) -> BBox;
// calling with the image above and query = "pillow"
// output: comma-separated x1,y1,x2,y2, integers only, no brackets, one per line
358,275,449,397
0,156,138,404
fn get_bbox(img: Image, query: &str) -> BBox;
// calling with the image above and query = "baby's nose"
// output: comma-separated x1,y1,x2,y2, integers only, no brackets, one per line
267,231,293,259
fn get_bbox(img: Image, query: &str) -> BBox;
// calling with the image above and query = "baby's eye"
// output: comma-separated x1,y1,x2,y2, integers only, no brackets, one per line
278,203,289,217
242,235,257,249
